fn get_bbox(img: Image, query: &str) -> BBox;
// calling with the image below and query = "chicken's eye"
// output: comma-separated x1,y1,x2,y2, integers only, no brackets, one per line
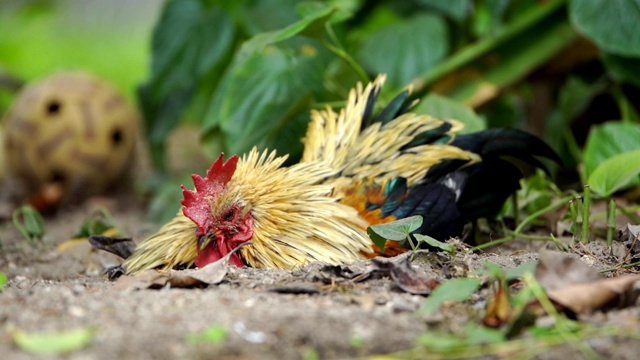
223,209,235,221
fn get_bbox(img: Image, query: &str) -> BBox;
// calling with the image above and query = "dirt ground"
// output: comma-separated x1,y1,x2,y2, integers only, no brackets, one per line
1,200,640,360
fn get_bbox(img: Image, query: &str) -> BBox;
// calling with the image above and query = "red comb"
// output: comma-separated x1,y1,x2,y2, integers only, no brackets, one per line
181,154,239,235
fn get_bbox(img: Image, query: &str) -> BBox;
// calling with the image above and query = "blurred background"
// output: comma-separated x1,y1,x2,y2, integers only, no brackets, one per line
2,0,640,226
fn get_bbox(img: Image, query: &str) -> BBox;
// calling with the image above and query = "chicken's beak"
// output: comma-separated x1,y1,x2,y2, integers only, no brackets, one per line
198,229,221,250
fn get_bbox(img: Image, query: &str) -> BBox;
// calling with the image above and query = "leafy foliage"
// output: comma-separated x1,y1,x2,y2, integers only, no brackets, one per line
137,0,595,174
588,149,640,197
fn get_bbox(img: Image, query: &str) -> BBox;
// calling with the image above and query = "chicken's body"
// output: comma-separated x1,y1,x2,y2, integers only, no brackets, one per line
124,75,558,274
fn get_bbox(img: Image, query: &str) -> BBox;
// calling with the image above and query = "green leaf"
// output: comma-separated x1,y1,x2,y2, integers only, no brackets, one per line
504,262,537,281
0,272,7,289
368,215,423,241
472,0,509,37
583,122,640,177
588,149,640,197
12,205,45,244
203,42,330,156
414,93,486,133
73,209,117,238
462,323,505,345
201,4,336,157
415,332,465,351
367,226,389,252
417,0,471,22
479,262,506,279
138,0,236,168
186,325,228,344
602,52,640,87
238,3,335,59
415,0,574,107
569,0,640,57
359,13,449,87
420,278,480,315
12,327,95,355
414,234,455,255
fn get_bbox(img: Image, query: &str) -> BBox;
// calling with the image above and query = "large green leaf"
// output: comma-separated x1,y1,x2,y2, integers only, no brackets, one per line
414,93,486,133
358,13,449,88
138,0,236,168
569,0,640,57
201,4,338,157
237,3,335,60
588,149,640,197
203,43,330,156
417,0,471,22
602,52,640,87
583,122,640,177
414,0,574,107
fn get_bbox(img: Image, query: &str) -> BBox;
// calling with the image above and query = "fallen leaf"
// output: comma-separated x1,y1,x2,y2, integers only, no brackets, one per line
268,285,320,294
88,235,137,259
483,281,512,327
115,242,251,290
619,223,640,255
371,255,438,295
314,262,371,283
10,326,95,355
546,274,640,314
533,251,640,314
535,250,601,291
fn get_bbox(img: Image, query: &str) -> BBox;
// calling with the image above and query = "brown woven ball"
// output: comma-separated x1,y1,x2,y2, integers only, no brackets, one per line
3,71,139,197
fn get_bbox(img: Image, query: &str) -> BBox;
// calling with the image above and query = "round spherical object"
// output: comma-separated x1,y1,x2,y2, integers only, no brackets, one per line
3,71,139,197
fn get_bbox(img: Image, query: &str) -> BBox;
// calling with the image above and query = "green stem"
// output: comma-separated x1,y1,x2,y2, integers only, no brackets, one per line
412,0,567,94
582,185,591,243
514,196,573,234
616,203,640,224
573,195,583,245
607,199,616,247
471,195,572,252
323,23,369,83
511,193,520,227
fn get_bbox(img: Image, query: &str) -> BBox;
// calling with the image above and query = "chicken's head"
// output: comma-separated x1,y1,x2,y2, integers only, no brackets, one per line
181,154,253,268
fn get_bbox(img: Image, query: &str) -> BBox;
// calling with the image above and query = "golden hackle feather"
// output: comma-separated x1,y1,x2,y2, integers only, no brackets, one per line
217,149,371,269
124,212,198,273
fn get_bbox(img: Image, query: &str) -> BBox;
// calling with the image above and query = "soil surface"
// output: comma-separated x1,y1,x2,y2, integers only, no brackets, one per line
1,200,640,360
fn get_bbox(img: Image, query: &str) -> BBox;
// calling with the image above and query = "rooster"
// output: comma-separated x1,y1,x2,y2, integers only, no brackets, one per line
124,75,559,274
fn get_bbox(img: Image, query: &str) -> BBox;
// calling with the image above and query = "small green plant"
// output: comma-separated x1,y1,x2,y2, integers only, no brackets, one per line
12,205,45,246
420,277,480,316
367,215,455,255
0,272,7,289
10,326,95,356
186,325,228,344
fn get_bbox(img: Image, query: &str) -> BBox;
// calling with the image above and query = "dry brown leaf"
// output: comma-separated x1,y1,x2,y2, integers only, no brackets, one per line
115,242,251,290
88,235,136,259
619,224,640,255
547,275,640,314
483,281,512,327
535,250,601,291
371,255,438,295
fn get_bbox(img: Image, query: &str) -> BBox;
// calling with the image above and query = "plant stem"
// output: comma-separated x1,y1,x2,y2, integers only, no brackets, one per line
323,23,369,83
511,193,520,227
582,185,591,243
513,196,573,234
607,199,616,247
574,196,583,245
412,0,567,94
